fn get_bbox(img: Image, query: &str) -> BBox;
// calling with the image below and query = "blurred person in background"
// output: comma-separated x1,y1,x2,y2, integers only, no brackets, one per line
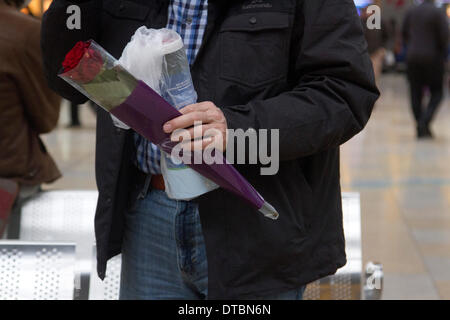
69,101,96,128
402,0,449,139
361,0,389,80
69,102,83,127
0,0,61,206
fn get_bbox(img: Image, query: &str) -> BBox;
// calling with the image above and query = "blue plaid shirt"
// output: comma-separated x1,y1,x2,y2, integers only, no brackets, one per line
134,0,208,174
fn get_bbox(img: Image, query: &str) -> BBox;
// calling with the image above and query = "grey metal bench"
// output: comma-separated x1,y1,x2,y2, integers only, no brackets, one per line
0,241,76,300
16,190,98,299
10,190,382,300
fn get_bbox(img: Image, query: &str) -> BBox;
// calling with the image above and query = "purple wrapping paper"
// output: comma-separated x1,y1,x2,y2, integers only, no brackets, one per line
110,81,278,220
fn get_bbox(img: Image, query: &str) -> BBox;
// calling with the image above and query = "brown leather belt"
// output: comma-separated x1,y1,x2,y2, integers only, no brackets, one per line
151,174,165,191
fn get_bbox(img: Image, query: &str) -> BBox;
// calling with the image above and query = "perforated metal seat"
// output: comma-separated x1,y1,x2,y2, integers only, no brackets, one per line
0,241,76,300
17,190,98,299
19,191,97,257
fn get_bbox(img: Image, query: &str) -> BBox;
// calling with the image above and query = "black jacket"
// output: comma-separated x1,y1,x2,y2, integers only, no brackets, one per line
41,0,378,299
402,1,449,63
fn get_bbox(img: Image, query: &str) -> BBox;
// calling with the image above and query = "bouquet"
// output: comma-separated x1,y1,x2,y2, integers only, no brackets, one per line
59,39,279,220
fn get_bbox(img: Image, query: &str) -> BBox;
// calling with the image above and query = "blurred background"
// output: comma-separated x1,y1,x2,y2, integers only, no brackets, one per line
1,0,449,300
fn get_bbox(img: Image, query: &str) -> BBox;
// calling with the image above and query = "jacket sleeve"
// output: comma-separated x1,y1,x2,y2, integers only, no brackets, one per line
222,0,379,161
17,22,61,134
41,0,101,104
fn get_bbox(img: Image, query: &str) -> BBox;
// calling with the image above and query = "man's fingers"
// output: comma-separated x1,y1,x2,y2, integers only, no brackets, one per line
179,102,211,114
176,129,225,152
163,107,226,133
163,111,209,133
164,105,224,133
163,101,226,150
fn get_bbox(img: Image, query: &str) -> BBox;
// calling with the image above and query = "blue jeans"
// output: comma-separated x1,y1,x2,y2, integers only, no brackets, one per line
119,189,305,300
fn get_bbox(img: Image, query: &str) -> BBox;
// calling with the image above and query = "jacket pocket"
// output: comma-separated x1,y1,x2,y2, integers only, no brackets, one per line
219,12,291,88
102,0,150,21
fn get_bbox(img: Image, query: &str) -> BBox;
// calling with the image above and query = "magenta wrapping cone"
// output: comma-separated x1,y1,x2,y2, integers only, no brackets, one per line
59,40,278,220
110,81,278,219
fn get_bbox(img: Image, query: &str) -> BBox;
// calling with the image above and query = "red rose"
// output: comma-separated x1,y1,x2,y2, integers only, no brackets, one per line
62,41,104,83
62,41,90,72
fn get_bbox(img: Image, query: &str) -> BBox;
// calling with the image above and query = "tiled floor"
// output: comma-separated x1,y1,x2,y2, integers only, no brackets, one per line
41,73,450,299
41,100,97,190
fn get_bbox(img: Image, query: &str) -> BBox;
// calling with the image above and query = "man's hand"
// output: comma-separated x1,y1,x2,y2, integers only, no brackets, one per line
163,101,228,152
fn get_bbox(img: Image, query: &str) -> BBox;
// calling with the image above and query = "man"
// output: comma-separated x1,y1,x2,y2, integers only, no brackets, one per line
402,0,448,139
0,0,61,226
41,0,378,299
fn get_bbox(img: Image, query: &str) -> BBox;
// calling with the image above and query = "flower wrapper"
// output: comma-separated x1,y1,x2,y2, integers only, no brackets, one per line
59,40,279,220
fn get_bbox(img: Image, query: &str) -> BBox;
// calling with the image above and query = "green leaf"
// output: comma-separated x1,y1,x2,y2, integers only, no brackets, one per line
81,66,138,111
82,81,134,110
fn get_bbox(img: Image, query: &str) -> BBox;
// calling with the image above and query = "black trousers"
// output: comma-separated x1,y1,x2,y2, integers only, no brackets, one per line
70,102,97,126
407,59,445,129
